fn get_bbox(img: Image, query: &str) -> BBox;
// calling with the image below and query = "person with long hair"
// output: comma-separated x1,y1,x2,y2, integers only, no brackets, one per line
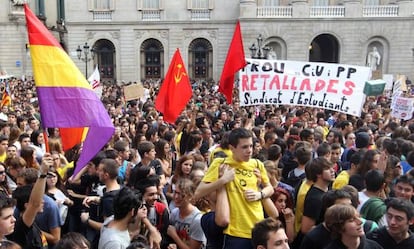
0,163,11,197
29,130,45,162
272,187,295,243
167,178,206,249
349,149,380,191
20,147,39,170
155,139,173,179
45,168,73,226
55,232,90,249
166,155,194,202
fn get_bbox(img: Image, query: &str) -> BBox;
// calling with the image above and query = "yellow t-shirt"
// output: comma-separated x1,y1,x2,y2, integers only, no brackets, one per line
0,153,6,163
332,170,350,190
202,157,269,239
294,179,313,234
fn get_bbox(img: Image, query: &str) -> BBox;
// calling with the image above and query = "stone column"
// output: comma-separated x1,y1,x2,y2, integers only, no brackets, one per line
240,0,257,18
397,0,414,17
343,0,363,18
292,0,309,18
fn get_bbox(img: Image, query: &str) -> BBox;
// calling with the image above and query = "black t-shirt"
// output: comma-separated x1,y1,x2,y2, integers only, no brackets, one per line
7,218,48,249
201,211,225,249
367,227,414,249
303,185,326,225
324,236,383,249
300,223,331,249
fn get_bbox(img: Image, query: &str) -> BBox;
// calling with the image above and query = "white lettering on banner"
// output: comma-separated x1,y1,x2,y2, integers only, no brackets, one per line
238,59,371,117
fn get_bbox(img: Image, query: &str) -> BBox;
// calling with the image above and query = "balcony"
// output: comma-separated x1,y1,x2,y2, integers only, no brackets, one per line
142,10,161,21
191,9,211,20
257,6,293,18
310,6,345,18
363,5,399,17
93,11,112,21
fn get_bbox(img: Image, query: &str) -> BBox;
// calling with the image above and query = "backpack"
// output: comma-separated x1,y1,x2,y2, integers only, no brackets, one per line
284,169,305,189
360,197,386,223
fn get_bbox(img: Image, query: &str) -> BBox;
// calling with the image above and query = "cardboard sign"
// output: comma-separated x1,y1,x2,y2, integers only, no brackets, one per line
124,83,144,101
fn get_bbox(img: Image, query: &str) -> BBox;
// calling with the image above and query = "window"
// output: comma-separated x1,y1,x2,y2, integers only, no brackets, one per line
364,0,380,5
35,0,45,16
187,0,213,9
141,39,164,79
143,0,159,9
88,0,115,11
137,0,163,10
262,0,279,6
313,0,329,6
57,0,65,21
189,38,212,79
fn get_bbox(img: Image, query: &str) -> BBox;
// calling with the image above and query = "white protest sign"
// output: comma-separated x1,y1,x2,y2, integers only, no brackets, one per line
238,59,371,117
391,96,414,120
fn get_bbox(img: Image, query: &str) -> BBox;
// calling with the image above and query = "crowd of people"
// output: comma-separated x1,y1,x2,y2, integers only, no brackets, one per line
0,76,414,249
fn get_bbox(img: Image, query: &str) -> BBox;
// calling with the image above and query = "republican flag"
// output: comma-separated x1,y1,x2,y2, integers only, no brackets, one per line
1,81,11,107
88,65,103,98
24,5,114,175
219,21,247,104
155,49,192,124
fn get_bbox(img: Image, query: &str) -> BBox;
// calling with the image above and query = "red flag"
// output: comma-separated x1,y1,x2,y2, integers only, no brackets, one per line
219,21,247,104
155,49,192,124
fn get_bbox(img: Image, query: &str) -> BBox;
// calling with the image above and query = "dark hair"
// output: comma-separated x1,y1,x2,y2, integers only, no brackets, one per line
306,157,333,182
12,185,33,212
386,197,414,220
252,218,285,248
55,232,90,249
321,189,352,218
316,142,331,157
228,128,252,148
364,169,385,192
268,144,282,161
394,175,414,189
137,141,155,158
0,194,16,217
113,187,142,220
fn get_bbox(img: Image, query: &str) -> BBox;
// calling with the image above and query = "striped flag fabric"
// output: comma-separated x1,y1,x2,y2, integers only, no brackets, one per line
1,81,12,107
24,4,114,175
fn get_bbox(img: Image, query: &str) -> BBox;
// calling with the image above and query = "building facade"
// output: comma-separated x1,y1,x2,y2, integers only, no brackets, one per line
1,0,414,83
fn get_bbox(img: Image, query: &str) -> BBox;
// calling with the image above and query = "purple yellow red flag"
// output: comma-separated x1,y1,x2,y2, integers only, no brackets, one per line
1,81,12,108
219,21,247,104
155,49,192,124
24,4,114,175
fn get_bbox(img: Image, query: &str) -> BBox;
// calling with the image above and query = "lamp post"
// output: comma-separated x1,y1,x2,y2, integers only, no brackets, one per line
76,42,95,76
249,34,270,59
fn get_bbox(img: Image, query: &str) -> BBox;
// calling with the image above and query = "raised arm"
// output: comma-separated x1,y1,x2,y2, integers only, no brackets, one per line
22,153,53,227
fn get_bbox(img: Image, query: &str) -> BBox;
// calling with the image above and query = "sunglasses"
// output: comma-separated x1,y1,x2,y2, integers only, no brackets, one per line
47,173,57,178
0,171,5,175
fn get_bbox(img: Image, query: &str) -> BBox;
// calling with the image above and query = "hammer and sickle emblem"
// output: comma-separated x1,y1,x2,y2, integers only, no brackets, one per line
174,64,186,84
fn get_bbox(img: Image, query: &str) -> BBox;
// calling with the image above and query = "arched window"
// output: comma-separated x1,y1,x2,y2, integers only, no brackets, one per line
188,38,212,79
93,39,116,80
141,39,164,79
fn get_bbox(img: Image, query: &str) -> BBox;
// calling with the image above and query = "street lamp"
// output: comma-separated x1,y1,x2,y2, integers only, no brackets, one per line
249,34,270,59
76,42,95,76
